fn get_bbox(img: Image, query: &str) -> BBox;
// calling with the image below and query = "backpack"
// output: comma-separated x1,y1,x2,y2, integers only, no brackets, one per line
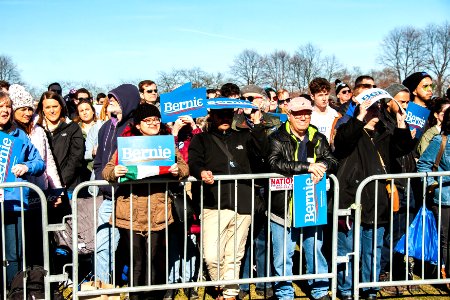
7,265,46,300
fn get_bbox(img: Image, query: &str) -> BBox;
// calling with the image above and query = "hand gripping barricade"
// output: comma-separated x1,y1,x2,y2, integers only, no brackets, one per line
67,174,341,299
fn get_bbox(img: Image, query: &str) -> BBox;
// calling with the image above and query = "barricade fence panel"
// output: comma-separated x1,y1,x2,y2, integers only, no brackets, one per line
65,173,340,299
0,182,51,300
350,171,450,300
11,172,450,299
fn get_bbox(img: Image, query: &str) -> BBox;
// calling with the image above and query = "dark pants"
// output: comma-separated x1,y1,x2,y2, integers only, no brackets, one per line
432,205,450,276
0,210,44,287
380,188,415,278
120,228,166,286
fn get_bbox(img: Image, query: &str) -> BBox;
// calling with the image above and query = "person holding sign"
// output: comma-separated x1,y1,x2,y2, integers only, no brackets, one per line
0,91,45,287
267,97,338,300
333,95,413,300
102,103,189,297
188,106,269,300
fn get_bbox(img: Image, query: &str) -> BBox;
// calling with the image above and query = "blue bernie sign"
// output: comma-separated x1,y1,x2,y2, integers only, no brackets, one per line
117,135,175,167
292,173,327,228
160,87,207,123
405,102,430,139
0,131,24,183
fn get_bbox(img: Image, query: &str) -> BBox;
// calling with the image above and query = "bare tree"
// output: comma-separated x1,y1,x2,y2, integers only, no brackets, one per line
262,50,291,90
157,70,183,93
370,68,399,89
201,72,226,89
229,49,265,86
288,44,322,92
179,67,208,88
321,55,342,82
0,55,21,83
424,22,450,97
378,26,425,82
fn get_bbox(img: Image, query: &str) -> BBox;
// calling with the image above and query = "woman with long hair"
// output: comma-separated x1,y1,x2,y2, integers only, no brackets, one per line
418,97,450,155
35,91,84,199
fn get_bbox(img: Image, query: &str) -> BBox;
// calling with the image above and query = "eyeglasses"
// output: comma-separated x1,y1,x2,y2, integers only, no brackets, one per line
422,84,434,92
141,117,161,124
240,96,263,101
145,89,158,94
278,98,291,104
291,113,311,120
356,84,377,89
340,90,352,95
77,97,91,102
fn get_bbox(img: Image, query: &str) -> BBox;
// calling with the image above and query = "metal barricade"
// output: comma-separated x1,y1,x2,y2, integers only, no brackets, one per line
66,173,340,299
350,171,450,299
0,181,52,300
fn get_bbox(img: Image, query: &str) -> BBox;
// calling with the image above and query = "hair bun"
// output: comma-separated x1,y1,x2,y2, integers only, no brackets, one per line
335,79,342,85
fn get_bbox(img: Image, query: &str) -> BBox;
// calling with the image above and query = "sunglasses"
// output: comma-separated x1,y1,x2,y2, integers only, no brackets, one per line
356,84,377,89
77,97,91,102
240,96,263,101
278,98,291,104
340,90,352,95
145,89,158,94
422,84,434,92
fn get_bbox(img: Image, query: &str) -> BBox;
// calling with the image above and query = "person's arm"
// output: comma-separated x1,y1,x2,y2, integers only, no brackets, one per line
93,124,106,180
85,122,100,161
174,148,189,179
316,135,339,174
187,134,206,179
61,124,85,186
21,140,45,177
333,117,365,159
43,133,63,189
417,136,442,186
102,151,119,182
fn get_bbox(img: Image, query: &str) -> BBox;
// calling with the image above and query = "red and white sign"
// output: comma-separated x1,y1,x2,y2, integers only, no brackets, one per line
270,177,293,191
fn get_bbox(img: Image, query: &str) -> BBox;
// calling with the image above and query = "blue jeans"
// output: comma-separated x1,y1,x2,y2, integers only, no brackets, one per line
95,199,120,283
240,219,271,291
271,221,329,300
337,223,385,297
168,224,199,284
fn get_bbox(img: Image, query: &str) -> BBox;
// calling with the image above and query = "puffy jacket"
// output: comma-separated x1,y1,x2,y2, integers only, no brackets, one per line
2,126,45,211
188,124,269,214
334,117,414,224
268,122,338,222
417,134,450,206
102,148,189,232
45,119,84,190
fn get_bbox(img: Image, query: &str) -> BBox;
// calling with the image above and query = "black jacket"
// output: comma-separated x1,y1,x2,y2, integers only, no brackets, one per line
333,117,414,224
188,124,269,214
268,122,338,221
46,120,85,189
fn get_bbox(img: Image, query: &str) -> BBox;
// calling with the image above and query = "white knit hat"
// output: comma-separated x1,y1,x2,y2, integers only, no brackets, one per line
9,84,34,111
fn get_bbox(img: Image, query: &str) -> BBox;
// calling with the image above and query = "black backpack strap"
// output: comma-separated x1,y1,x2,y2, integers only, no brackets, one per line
211,135,234,161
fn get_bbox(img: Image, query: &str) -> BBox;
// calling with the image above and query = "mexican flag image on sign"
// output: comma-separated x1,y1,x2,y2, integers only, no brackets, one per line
117,135,175,183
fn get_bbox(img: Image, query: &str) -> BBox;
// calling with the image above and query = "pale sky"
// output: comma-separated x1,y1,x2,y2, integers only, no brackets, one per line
1,0,449,92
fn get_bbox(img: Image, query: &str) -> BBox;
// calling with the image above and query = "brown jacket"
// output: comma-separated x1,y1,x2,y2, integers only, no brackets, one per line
102,149,189,232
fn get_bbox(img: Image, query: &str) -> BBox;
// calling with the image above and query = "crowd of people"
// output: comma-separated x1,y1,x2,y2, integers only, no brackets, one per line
0,72,450,300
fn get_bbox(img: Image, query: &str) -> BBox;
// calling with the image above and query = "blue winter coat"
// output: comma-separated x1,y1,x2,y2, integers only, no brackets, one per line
3,127,45,211
417,134,450,206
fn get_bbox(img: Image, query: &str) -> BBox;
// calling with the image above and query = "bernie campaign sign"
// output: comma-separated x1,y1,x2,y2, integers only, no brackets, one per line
117,135,175,183
405,102,430,139
0,131,23,184
206,98,257,110
160,87,207,123
292,174,327,228
355,88,392,107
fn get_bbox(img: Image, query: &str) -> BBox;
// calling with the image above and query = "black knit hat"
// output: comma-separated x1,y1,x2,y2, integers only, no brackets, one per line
133,103,161,124
335,79,350,95
402,72,432,93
